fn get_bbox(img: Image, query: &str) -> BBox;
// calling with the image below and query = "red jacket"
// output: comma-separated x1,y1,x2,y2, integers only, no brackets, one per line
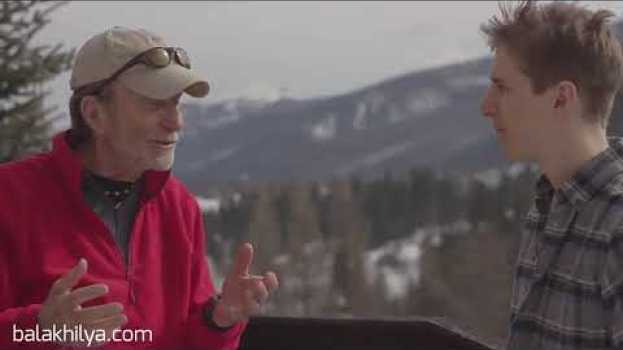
0,132,245,349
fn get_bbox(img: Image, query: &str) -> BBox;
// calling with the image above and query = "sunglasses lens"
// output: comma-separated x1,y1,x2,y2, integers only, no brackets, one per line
145,48,171,67
175,48,191,68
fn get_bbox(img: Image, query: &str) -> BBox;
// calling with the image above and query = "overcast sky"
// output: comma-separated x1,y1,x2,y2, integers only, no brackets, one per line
39,1,623,113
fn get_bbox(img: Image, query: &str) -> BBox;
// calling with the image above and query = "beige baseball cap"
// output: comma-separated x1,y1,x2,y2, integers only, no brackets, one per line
70,26,209,99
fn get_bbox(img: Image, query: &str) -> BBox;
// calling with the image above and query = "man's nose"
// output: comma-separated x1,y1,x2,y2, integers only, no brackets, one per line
162,105,184,132
481,87,496,119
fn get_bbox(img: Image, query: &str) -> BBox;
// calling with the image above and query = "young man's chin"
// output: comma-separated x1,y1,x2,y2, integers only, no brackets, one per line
500,146,522,162
505,150,531,163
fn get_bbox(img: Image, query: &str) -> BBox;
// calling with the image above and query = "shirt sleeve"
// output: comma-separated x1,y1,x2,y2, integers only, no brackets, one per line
0,226,51,349
183,201,247,350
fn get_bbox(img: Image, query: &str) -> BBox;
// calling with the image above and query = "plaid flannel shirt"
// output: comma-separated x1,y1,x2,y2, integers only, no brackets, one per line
508,138,623,350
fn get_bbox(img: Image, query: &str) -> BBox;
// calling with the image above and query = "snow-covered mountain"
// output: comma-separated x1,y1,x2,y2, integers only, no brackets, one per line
174,57,504,190
173,22,623,191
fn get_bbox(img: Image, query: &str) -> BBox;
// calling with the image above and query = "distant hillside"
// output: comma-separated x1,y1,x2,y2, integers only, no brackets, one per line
173,21,623,191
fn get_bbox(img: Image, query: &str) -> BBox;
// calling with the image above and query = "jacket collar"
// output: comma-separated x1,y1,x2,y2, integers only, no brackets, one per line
50,130,171,201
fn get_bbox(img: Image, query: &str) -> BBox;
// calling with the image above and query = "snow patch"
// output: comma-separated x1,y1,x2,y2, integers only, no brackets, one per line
365,231,422,301
365,92,385,114
405,89,449,115
336,141,414,175
446,75,489,90
474,168,502,189
365,222,471,301
353,102,368,130
196,196,221,213
310,113,337,141
200,113,241,130
241,83,285,104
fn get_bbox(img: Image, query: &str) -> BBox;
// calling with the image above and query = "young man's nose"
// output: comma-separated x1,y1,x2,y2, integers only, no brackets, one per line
481,88,496,119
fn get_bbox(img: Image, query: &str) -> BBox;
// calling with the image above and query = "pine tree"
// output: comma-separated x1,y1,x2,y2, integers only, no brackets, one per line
285,184,322,254
328,180,370,315
408,168,437,228
247,185,282,271
467,180,491,231
283,184,325,316
0,1,74,162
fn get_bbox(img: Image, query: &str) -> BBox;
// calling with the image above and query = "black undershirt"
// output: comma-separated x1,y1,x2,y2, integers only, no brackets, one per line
81,171,142,264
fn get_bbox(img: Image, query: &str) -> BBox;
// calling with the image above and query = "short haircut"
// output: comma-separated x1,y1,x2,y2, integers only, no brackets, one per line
481,1,623,126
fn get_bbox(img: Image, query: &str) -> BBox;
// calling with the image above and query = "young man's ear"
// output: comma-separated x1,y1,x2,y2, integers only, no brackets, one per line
553,81,579,110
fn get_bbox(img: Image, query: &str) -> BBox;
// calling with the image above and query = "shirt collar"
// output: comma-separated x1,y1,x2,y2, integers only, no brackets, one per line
556,137,623,209
50,130,171,201
534,174,556,214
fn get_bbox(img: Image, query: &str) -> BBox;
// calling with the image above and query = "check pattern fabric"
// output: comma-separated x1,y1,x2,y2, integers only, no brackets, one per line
508,138,623,350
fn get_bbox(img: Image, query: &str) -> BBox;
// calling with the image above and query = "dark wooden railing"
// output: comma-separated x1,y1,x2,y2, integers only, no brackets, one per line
240,317,498,350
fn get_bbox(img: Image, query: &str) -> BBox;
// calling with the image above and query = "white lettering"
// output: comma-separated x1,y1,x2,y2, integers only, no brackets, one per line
12,324,22,342
12,323,152,345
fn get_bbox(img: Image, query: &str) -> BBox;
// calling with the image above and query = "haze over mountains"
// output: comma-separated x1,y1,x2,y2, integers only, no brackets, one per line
174,22,623,191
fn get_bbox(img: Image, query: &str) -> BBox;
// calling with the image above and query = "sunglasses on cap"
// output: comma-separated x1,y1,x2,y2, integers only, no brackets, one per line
76,46,192,96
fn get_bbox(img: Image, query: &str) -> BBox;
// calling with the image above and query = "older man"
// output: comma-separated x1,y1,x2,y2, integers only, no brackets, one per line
0,26,278,349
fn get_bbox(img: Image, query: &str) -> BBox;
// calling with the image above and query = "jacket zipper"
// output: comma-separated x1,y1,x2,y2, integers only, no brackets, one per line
109,197,143,305
124,199,145,305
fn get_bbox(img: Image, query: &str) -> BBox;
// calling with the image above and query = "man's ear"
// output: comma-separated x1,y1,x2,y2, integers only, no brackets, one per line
80,95,107,136
553,80,579,110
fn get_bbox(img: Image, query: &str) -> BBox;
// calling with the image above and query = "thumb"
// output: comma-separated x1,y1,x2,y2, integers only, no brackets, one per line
229,243,254,277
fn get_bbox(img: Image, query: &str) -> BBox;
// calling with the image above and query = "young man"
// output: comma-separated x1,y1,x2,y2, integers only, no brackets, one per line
480,2,623,349
0,27,278,349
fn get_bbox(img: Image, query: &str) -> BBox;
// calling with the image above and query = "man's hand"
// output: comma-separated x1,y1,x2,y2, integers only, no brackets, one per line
213,243,279,327
37,259,127,346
